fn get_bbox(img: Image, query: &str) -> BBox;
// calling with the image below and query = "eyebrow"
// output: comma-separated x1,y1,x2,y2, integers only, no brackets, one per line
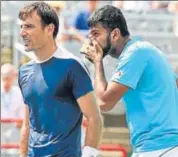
90,29,100,34
20,23,35,28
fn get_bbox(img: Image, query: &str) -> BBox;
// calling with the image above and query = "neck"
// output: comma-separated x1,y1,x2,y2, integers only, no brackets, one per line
111,36,131,58
34,40,57,62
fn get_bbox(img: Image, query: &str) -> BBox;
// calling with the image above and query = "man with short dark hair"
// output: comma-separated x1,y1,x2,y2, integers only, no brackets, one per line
18,2,102,157
81,5,178,157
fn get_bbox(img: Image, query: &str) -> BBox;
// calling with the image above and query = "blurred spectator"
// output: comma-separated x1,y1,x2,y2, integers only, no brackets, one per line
73,0,98,37
168,1,178,13
45,1,68,43
151,1,169,11
45,1,66,35
1,63,24,126
168,1,178,36
1,63,24,144
112,1,123,9
112,1,151,12
46,1,85,44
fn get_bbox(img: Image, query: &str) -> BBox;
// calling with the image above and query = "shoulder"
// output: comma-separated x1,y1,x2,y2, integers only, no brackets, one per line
19,60,35,74
54,46,90,75
121,41,152,62
125,41,153,54
18,60,35,85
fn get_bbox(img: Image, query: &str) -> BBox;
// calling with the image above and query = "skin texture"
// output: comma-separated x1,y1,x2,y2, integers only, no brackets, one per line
19,10,103,156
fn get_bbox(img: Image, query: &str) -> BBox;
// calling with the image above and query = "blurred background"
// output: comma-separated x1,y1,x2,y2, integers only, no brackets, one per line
1,1,178,157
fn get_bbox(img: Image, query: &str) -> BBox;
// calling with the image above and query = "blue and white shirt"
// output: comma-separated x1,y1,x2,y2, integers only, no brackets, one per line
18,46,93,157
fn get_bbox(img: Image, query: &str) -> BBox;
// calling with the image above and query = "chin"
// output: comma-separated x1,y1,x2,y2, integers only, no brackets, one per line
24,46,33,52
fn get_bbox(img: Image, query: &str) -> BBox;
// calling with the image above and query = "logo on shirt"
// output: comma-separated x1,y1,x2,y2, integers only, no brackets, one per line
112,70,124,80
117,71,123,77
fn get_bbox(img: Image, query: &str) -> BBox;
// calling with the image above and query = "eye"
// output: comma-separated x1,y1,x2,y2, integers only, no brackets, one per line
93,32,99,37
21,24,34,30
25,25,33,29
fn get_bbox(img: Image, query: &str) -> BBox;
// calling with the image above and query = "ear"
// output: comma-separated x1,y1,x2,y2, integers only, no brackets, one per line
47,24,55,37
110,28,121,42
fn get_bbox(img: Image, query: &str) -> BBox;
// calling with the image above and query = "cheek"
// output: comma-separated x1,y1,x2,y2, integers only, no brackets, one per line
95,37,106,48
32,31,46,43
31,29,44,38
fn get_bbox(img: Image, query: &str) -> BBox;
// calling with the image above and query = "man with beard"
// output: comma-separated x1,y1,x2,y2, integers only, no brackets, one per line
81,5,178,157
18,2,102,157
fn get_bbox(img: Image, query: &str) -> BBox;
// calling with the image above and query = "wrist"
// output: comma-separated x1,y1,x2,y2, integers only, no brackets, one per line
19,153,26,157
94,60,102,64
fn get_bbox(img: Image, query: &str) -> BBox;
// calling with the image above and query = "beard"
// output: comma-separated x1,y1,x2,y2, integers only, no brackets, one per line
102,33,116,58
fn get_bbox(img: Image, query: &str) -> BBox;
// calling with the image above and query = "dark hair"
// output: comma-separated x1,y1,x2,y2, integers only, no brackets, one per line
19,2,59,38
88,5,130,37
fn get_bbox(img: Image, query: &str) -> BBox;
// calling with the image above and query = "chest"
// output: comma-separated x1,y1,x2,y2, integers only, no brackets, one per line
20,65,70,103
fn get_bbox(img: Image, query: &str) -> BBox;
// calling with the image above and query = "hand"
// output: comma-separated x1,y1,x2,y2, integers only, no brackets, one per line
82,146,100,157
80,39,103,64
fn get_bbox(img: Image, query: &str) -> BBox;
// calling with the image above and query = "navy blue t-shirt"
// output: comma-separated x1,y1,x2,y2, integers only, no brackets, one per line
18,47,93,157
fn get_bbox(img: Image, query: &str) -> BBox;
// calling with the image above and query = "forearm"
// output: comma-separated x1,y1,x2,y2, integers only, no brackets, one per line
19,124,29,157
94,61,107,98
97,99,114,112
84,115,103,148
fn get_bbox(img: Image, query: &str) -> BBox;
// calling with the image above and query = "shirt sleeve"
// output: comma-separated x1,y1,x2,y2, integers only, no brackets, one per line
68,60,93,99
111,48,149,89
18,69,28,105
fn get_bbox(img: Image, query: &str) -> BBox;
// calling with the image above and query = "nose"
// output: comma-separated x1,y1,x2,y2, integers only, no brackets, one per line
20,28,27,37
88,34,93,39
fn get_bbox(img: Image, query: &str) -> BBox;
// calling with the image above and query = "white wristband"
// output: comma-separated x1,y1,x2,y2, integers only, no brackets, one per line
82,146,100,157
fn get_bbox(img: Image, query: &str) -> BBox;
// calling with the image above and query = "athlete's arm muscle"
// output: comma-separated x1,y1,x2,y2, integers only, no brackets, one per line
77,91,103,148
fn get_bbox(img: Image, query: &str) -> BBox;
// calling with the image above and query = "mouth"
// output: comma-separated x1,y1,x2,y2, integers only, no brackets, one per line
23,39,30,46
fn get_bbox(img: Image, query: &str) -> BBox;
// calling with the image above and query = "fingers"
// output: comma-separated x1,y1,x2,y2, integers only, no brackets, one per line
80,40,92,54
80,38,103,63
80,43,95,55
85,53,94,63
80,44,94,62
91,39,102,53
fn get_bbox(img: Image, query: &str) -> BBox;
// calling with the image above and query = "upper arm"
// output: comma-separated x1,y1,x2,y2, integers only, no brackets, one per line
77,91,101,119
99,48,148,111
69,60,93,99
111,48,149,89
